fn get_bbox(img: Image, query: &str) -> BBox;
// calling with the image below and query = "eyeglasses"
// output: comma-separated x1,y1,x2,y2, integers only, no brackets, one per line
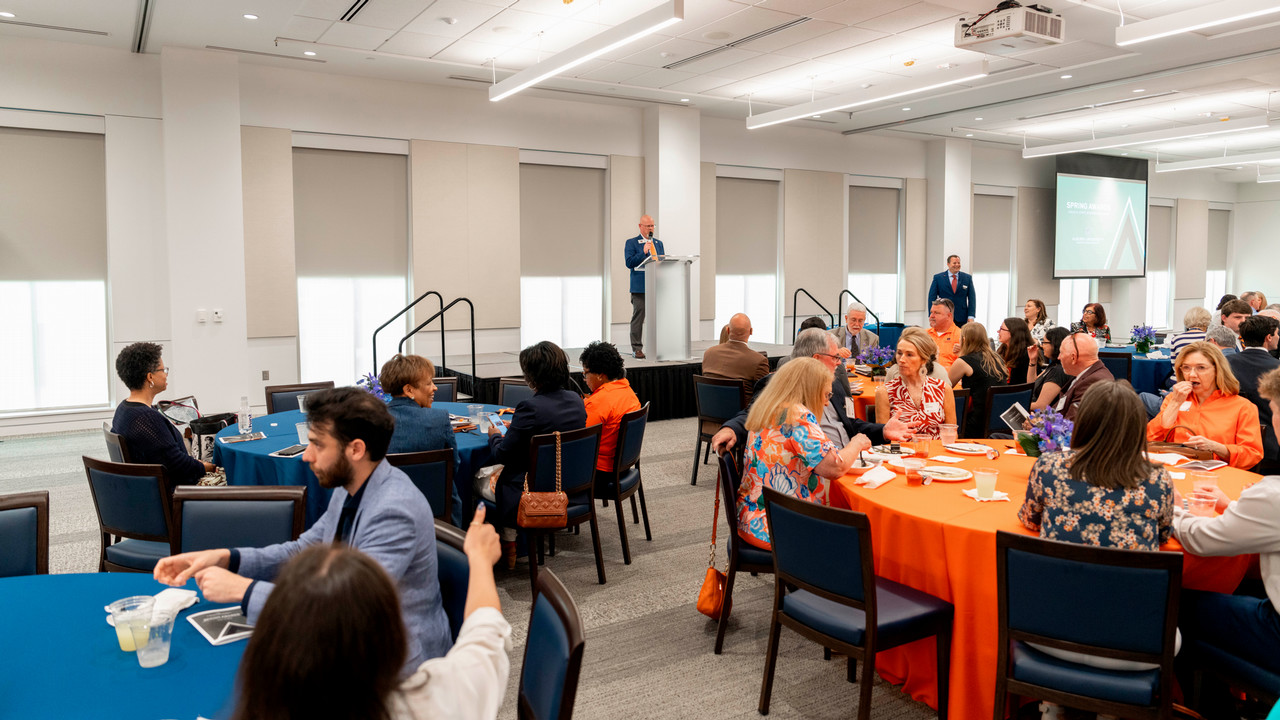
814,353,841,361
1082,309,1096,315
153,366,170,374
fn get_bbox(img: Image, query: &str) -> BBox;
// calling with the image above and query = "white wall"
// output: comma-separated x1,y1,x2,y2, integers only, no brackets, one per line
700,115,926,178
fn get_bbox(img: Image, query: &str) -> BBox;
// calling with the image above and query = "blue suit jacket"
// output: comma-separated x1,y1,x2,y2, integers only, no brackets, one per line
624,234,665,294
385,396,464,525
489,388,587,526
236,460,452,670
928,270,976,323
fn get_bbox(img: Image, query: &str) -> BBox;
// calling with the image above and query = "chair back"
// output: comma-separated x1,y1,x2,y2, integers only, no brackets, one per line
433,377,458,403
264,381,335,414
386,449,454,522
763,488,874,611
102,422,131,463
612,403,649,474
716,452,755,559
951,387,970,437
434,519,469,642
83,457,174,543
693,374,747,425
527,425,602,501
172,486,306,553
984,383,1035,437
500,379,535,408
519,568,585,720
996,531,1180,661
0,491,49,577
1098,352,1134,382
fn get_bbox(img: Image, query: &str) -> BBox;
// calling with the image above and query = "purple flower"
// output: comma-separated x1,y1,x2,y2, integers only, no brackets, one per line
1028,407,1073,454
1131,325,1156,343
356,373,391,402
858,345,896,367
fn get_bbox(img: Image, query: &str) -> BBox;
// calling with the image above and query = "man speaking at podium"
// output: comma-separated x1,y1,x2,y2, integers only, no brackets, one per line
624,214,665,359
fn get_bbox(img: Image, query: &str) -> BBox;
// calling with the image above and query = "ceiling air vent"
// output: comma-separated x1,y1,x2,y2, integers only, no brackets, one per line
664,17,810,70
342,0,373,22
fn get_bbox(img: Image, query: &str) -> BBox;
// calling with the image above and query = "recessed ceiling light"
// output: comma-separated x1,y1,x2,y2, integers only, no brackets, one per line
1120,124,1129,128
811,115,821,119
1121,152,1129,155
902,107,911,111
1236,166,1245,169
243,13,258,20
965,133,973,137
975,117,983,121
440,16,458,25
680,98,689,102
0,11,14,17
860,83,873,89
703,30,732,40
304,51,317,56
1060,74,1072,79
1133,88,1146,93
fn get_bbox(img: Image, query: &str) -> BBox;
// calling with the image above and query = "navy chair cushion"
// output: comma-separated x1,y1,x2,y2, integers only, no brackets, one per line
566,503,592,521
502,383,535,407
781,579,952,649
89,468,168,537
436,541,469,642
1011,641,1159,705
105,539,171,571
696,382,742,420
1186,638,1280,696
181,500,297,553
399,462,449,519
596,468,640,497
434,381,457,403
0,507,38,578
737,543,773,567
522,592,571,720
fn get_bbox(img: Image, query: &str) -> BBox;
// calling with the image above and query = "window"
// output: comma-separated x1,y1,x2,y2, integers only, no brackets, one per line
972,273,1011,334
972,193,1014,333
1203,271,1228,314
848,185,900,323
1204,209,1230,312
297,278,405,385
1059,279,1092,327
846,273,898,325
1145,205,1173,329
519,276,604,349
0,281,109,411
1145,272,1170,329
715,176,780,343
715,275,778,344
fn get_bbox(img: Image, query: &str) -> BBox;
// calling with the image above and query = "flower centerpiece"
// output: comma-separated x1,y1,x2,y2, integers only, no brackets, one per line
1016,407,1074,458
1131,324,1157,354
357,372,390,403
857,344,896,380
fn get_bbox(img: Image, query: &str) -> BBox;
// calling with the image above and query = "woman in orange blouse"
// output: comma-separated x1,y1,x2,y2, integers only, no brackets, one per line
580,341,642,474
1145,341,1263,469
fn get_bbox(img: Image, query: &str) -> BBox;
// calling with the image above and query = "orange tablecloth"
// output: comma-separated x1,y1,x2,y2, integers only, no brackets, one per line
847,372,877,420
829,439,1257,720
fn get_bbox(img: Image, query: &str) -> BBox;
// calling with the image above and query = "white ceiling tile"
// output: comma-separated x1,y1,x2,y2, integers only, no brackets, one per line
534,18,610,52
491,45,548,69
349,0,435,30
593,32,673,61
575,61,654,83
379,31,455,57
749,0,846,16
709,52,803,81
627,67,697,88
816,36,924,68
680,5,802,43
732,18,845,54
667,47,760,74
298,0,354,22
661,73,738,93
678,0,760,34
855,43,967,76
403,0,503,38
896,14,965,44
319,22,396,50
770,24,886,59
1009,40,1132,69
433,37,511,65
283,16,333,42
566,0,670,25
621,37,720,68
857,3,958,34
820,68,906,93
747,59,843,88
810,0,908,26
474,9,554,47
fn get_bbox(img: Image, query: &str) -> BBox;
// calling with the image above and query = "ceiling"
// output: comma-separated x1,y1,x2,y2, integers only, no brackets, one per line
2,0,1279,180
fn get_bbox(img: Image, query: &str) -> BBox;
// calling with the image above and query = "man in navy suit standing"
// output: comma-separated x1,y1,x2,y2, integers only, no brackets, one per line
624,214,665,359
928,254,976,326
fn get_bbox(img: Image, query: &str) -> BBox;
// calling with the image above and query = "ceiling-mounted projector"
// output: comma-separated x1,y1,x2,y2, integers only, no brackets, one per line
955,3,1064,54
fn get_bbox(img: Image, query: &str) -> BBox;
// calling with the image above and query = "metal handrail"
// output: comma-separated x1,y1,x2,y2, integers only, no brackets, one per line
791,288,836,341
837,289,881,327
399,297,477,387
373,291,443,374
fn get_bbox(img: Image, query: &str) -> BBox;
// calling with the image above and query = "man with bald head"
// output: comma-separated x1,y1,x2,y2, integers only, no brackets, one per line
1055,332,1114,421
624,214,665,359
701,313,770,400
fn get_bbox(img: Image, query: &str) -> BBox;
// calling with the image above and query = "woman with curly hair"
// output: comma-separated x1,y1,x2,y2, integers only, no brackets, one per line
111,342,212,484
579,341,642,475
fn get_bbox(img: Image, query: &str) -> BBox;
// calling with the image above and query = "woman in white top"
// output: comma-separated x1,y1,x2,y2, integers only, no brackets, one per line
230,506,510,720
1023,299,1055,345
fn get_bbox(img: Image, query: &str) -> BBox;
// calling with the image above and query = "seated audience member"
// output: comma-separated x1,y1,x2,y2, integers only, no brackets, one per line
736,358,870,550
1227,315,1280,473
1241,290,1268,313
701,313,770,400
718,324,730,344
1215,294,1239,320
1024,298,1055,344
834,303,879,358
876,330,956,439
949,323,1008,438
111,342,213,484
1145,341,1262,469
1262,308,1280,359
926,299,963,368
885,327,952,386
778,318,854,396
1080,303,1111,343
380,353,463,525
231,509,509,720
1171,307,1212,355
153,387,453,670
997,317,1034,385
487,341,586,567
580,341,642,480
1267,304,1280,315
1206,324,1240,355
1055,333,1114,421
1220,299,1252,350
711,328,914,456
1172,367,1280,719
1028,327,1074,412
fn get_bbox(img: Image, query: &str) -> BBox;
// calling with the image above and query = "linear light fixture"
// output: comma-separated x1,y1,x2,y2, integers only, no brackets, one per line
745,60,988,130
489,0,683,102
1155,148,1280,172
1257,165,1280,182
1021,115,1271,158
1115,0,1280,45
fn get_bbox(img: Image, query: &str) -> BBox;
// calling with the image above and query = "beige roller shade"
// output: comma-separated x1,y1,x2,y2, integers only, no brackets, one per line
1147,205,1172,272
716,177,779,275
972,193,1013,273
519,164,604,277
293,147,407,277
0,127,106,281
242,126,297,338
848,186,899,274
1207,208,1229,271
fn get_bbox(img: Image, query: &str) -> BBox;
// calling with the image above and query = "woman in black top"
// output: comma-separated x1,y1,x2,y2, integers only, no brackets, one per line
948,323,1008,438
1028,327,1074,411
997,317,1034,386
112,342,212,484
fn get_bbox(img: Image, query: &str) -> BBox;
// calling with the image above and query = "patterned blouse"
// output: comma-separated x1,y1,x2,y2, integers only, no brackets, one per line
1030,318,1055,345
883,375,949,439
737,403,838,550
1018,450,1174,550
1087,324,1112,343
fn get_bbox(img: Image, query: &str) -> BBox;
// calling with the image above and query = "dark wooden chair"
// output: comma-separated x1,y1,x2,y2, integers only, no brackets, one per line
984,382,1035,438
1099,351,1134,383
83,457,178,573
518,568,585,720
102,422,132,463
0,491,49,577
951,387,970,438
171,486,306,553
520,424,606,589
594,403,652,564
433,376,458,403
691,374,747,485
387,449,455,524
264,381,335,414
500,378,535,408
434,519,469,642
713,451,774,654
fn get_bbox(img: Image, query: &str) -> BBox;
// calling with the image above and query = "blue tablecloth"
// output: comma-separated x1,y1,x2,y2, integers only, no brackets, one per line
1104,346,1175,395
214,402,504,528
0,573,242,720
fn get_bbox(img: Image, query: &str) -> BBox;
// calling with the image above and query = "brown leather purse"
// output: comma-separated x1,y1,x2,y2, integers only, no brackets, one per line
1147,425,1214,461
517,431,569,529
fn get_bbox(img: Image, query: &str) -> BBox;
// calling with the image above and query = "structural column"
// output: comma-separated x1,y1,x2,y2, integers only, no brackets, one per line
642,105,702,342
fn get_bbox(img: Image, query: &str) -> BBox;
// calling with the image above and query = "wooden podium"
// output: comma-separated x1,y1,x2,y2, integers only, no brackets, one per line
637,254,697,362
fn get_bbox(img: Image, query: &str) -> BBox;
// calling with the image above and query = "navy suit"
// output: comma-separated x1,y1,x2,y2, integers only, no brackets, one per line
624,234,665,352
1228,348,1280,472
928,270,977,324
489,388,587,527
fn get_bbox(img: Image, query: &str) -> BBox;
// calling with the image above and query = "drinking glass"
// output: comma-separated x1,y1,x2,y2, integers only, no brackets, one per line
1188,492,1217,517
974,468,998,499
902,458,926,486
295,422,310,446
939,423,959,445
107,596,155,653
136,608,177,668
297,394,309,415
467,404,488,431
1191,472,1218,495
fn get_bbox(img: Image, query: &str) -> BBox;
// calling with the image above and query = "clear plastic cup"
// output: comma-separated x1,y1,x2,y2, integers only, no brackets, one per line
902,458,926,486
1191,472,1218,495
107,596,155,653
974,468,998,499
1188,492,1218,517
939,423,959,445
296,422,310,446
136,608,177,668
467,404,488,431
297,394,308,415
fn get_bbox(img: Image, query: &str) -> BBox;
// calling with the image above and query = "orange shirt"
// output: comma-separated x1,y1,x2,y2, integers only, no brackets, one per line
584,378,642,472
927,324,962,369
1145,389,1263,469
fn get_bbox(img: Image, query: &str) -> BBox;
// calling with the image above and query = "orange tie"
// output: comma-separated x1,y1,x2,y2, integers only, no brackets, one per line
646,240,656,257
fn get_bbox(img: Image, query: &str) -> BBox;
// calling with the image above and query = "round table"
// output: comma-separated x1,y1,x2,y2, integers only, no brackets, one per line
0,573,243,719
213,401,506,527
828,439,1257,720
1104,345,1175,394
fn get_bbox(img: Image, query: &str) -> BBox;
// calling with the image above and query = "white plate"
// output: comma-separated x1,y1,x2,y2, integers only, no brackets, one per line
918,466,973,482
943,443,991,456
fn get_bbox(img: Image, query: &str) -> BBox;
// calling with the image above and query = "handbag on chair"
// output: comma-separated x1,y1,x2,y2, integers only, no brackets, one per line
517,431,569,529
1148,425,1214,461
697,463,729,620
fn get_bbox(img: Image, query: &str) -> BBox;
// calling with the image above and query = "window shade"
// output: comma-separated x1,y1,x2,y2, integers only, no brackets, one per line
293,148,407,277
716,177,779,275
1147,205,1172,272
519,164,605,277
972,193,1013,273
848,186,899,274
0,127,106,281
1207,209,1229,271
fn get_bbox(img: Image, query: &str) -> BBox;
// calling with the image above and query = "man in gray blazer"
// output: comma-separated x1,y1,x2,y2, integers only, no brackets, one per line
832,303,879,359
153,387,452,671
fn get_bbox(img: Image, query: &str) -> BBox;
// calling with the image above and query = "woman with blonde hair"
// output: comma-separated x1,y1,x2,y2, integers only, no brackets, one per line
876,331,957,439
949,323,1008,438
1145,341,1263,469
736,358,870,550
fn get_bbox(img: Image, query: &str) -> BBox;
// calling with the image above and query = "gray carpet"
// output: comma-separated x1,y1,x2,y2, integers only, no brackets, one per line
0,421,938,720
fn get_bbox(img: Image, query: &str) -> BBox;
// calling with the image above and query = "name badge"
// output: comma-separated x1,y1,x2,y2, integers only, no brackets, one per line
1179,401,1192,412
845,397,856,416
924,402,942,415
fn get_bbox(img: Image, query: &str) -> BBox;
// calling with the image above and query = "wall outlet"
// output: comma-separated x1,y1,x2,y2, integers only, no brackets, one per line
262,370,270,381
196,309,209,324
212,308,224,323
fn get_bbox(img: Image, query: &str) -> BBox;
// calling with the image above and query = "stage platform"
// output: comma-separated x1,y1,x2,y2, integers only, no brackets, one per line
437,341,794,421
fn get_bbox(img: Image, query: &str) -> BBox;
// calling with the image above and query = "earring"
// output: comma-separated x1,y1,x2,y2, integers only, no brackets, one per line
148,381,154,388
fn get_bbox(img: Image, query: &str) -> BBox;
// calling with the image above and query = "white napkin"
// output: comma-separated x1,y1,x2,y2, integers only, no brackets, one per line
1003,448,1024,456
927,455,964,463
1169,471,1186,479
857,465,897,489
1146,352,1167,359
962,488,1010,502
104,588,199,626
1145,452,1188,466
